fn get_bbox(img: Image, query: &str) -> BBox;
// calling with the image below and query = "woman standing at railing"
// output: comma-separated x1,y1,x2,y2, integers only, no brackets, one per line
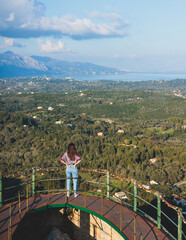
61,143,81,197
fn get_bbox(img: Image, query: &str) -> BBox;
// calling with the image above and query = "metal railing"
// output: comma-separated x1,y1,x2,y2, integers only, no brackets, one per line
0,168,185,240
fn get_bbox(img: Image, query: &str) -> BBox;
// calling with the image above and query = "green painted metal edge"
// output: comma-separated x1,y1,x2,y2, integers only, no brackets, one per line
0,171,2,207
31,203,128,240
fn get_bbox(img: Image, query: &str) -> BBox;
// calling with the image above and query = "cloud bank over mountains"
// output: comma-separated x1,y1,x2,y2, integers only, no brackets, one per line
0,0,128,40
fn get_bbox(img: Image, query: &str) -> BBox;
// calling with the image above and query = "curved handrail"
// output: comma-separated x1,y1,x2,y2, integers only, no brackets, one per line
3,166,185,221
1,167,185,240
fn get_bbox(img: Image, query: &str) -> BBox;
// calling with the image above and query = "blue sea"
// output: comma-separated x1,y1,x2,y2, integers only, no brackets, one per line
71,72,186,81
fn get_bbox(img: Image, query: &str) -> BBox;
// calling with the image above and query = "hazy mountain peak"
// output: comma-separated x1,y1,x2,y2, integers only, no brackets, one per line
0,52,48,72
0,51,125,78
3,51,15,55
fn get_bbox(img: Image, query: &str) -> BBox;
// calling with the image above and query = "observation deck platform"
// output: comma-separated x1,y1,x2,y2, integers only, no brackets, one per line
0,193,170,240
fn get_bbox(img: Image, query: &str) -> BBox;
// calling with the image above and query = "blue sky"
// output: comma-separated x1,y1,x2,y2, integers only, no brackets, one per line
0,0,186,72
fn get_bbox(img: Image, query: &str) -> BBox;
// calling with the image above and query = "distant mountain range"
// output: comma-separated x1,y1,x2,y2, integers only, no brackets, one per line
0,51,126,78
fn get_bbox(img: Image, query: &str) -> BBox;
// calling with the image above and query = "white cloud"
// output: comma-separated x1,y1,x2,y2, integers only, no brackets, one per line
0,37,24,48
4,37,14,46
38,40,70,53
22,15,127,39
112,53,120,59
128,53,137,58
6,12,15,22
89,11,123,21
0,0,127,40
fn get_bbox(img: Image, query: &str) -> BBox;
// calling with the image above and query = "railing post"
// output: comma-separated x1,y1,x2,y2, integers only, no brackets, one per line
9,204,12,240
84,181,87,208
101,188,104,216
0,171,2,207
26,184,29,211
120,202,122,231
134,215,136,240
32,167,35,196
65,176,67,203
157,195,161,229
133,180,137,212
18,192,21,220
107,171,110,199
8,224,10,240
178,210,182,240
47,178,50,204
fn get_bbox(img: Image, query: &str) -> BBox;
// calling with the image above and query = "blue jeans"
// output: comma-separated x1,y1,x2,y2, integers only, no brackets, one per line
66,165,78,194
